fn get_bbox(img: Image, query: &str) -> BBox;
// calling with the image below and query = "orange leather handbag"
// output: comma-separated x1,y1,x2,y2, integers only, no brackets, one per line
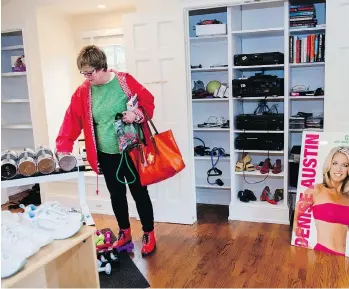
128,111,186,186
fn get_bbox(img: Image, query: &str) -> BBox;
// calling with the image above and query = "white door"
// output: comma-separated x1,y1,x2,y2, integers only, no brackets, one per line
123,11,196,224
324,0,349,132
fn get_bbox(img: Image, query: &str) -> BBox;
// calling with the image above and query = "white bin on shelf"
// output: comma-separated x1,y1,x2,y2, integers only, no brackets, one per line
195,24,227,36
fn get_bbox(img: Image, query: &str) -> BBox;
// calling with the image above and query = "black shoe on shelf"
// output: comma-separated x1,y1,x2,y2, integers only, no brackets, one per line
238,189,256,202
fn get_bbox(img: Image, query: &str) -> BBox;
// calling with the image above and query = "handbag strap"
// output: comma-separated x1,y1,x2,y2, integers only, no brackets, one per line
142,109,159,135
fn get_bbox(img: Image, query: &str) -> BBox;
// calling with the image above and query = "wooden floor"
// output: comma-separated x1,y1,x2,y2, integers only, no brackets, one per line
94,204,349,288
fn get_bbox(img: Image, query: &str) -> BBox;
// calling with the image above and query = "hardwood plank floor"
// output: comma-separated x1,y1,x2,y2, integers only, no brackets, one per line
94,204,349,288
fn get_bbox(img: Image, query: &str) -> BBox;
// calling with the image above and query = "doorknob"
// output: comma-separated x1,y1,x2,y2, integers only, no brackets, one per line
143,80,168,85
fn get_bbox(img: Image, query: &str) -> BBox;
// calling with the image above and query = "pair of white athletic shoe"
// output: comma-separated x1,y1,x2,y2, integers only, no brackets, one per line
1,202,83,279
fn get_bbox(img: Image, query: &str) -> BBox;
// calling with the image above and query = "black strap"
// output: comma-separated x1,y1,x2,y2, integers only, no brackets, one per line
141,109,159,135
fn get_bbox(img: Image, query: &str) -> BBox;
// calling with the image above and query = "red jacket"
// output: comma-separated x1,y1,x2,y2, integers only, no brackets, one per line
56,70,155,173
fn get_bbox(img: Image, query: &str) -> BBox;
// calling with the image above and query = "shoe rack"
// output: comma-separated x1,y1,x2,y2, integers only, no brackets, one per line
187,0,326,224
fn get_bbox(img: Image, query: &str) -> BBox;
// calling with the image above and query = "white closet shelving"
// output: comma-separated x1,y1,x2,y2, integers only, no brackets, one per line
186,0,326,224
1,30,34,151
1,29,34,200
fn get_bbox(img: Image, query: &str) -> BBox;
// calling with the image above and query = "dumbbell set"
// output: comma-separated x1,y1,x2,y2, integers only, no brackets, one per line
1,146,77,180
95,230,136,275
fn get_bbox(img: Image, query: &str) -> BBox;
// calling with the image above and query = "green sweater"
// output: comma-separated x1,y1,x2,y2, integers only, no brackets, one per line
92,76,127,154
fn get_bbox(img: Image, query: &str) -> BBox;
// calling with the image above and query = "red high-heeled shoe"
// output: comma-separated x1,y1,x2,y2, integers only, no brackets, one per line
260,158,271,174
260,186,277,205
272,159,282,174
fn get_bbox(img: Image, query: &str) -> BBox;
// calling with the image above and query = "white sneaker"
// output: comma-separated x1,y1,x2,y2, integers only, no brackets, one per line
21,202,83,222
1,225,40,259
2,210,54,248
24,207,83,240
1,251,27,279
1,210,21,224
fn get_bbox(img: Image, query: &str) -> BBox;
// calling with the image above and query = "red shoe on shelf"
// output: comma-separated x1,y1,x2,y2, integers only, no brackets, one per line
272,159,282,174
260,158,272,174
260,186,277,205
141,230,156,257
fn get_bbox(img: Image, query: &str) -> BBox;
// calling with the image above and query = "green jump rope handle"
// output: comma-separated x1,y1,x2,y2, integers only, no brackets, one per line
116,151,136,185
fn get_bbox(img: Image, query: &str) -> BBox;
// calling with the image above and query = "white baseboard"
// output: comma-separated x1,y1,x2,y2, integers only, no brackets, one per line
229,203,290,225
196,189,231,206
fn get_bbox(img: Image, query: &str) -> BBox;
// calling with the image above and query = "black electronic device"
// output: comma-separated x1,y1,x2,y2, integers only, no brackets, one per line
235,133,284,151
289,162,300,188
234,52,284,66
236,113,284,131
232,74,284,98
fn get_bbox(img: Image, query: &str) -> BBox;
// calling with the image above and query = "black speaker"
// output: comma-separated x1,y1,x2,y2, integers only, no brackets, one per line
289,162,300,188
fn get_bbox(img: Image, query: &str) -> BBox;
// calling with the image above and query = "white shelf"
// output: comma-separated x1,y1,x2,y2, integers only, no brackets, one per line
195,156,230,161
190,35,227,43
192,98,229,102
235,171,284,178
289,128,323,133
2,99,30,103
290,62,325,68
232,27,284,38
187,1,326,225
1,72,27,77
1,171,81,189
236,200,284,209
289,25,326,35
233,96,284,101
233,64,284,70
196,184,231,190
234,150,284,155
2,124,33,129
191,67,228,72
1,45,24,51
289,96,324,100
234,130,284,134
194,127,229,132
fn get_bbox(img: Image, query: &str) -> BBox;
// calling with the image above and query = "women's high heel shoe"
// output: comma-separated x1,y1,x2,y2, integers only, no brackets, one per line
272,159,282,174
235,153,251,172
260,158,271,174
260,186,277,205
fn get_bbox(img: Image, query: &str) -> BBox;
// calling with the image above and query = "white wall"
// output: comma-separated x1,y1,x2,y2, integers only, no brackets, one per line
2,0,50,147
324,0,349,132
68,8,136,89
36,7,78,150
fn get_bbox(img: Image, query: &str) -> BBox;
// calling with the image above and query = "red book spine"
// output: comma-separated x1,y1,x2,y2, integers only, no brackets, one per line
296,39,301,63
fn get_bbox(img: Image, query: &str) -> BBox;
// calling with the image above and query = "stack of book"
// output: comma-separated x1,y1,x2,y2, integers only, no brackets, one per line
289,33,325,63
306,116,323,129
290,4,317,29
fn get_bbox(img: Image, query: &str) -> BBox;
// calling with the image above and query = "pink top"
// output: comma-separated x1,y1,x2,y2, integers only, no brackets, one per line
313,203,349,226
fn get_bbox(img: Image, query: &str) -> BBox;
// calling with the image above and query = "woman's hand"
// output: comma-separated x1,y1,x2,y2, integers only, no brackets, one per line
122,111,137,123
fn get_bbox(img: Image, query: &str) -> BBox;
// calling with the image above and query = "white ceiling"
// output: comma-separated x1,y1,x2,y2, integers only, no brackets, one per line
2,0,138,15
53,0,139,15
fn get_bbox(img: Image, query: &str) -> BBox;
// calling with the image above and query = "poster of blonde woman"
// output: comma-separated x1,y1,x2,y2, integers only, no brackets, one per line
291,132,349,257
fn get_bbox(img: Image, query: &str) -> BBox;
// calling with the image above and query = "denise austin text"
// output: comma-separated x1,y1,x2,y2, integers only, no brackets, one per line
294,133,320,248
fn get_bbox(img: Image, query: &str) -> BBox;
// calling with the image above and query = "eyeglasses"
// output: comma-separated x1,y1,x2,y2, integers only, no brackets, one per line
80,69,96,77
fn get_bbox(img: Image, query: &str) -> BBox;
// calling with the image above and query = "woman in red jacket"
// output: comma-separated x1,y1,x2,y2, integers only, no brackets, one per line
56,45,156,256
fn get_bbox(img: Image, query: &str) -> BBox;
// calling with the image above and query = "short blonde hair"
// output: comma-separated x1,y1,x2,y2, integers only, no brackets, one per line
76,45,107,71
322,146,349,195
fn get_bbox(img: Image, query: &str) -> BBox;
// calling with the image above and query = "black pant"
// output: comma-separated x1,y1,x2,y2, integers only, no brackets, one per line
97,151,154,232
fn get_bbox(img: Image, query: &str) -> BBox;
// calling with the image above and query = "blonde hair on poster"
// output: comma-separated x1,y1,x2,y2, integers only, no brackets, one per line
322,146,349,196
